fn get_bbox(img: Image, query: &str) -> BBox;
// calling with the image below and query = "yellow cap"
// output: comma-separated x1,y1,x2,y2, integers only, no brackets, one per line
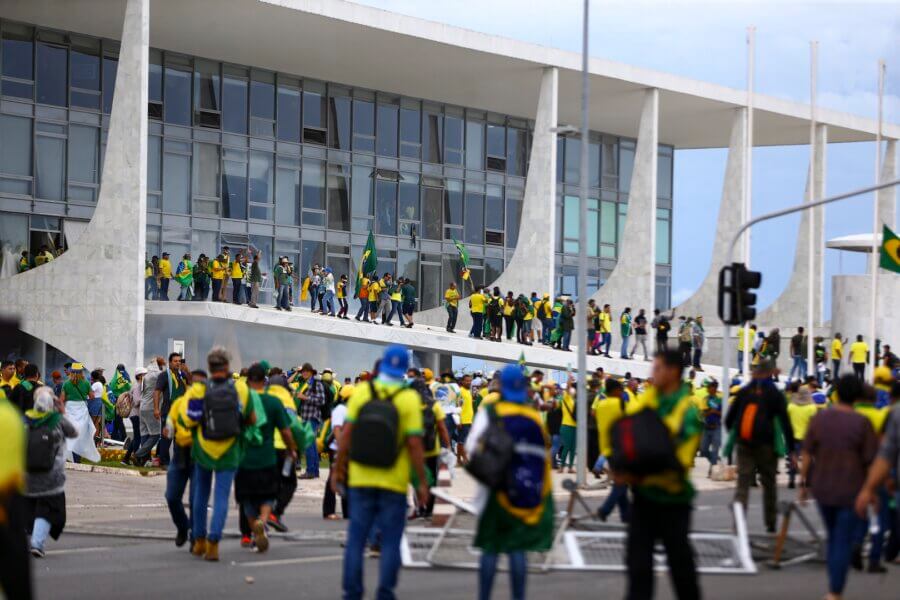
875,366,893,384
423,368,434,382
71,362,84,371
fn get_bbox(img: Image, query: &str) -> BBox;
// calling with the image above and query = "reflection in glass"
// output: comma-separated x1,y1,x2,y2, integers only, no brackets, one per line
422,112,442,163
327,164,350,231
600,200,616,244
328,95,351,150
375,179,397,235
444,117,463,165
587,205,599,257
303,91,325,128
507,128,527,176
68,125,99,184
35,136,64,200
589,139,601,188
399,108,420,159
0,115,32,175
464,192,484,244
163,152,190,213
505,189,522,248
657,149,673,199
70,50,100,109
352,99,374,153
302,159,325,210
485,185,503,230
275,167,300,225
222,158,248,219
564,136,580,184
420,263,441,310
563,195,579,252
444,180,463,226
465,121,484,170
149,52,162,102
164,66,191,126
351,166,373,217
422,186,442,240
376,104,398,157
102,57,117,113
2,26,33,81
36,43,67,106
249,151,274,205
147,136,161,192
193,143,220,198
250,77,274,120
223,76,248,134
277,84,301,142
301,240,325,276
619,141,635,193
399,179,419,221
194,59,220,111
486,124,505,157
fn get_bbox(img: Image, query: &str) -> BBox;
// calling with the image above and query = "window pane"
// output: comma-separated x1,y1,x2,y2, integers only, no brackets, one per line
71,51,100,109
619,141,635,193
656,216,670,264
397,250,418,289
563,195,579,252
102,56,117,114
222,159,247,219
589,140,601,188
35,136,65,200
564,137,581,184
422,112,442,164
351,166,373,217
399,180,419,221
223,76,247,134
352,99,374,153
149,52,162,103
376,104,398,157
657,150,673,199
399,107,420,158
277,84,301,142
507,128,526,176
328,95,350,149
193,143,219,198
302,159,324,209
422,186,442,240
0,115,32,176
193,59,220,112
420,263,441,310
303,91,325,129
465,120,483,170
485,185,503,230
275,167,299,225
600,200,616,244
247,151,273,208
587,207,599,257
2,26,33,81
375,179,397,235
164,66,191,125
464,192,484,244
147,136,161,192
486,124,505,157
327,164,350,231
444,180,462,226
68,125,99,185
36,43,66,106
163,152,190,213
505,190,522,248
0,213,28,274
250,75,274,120
445,116,463,165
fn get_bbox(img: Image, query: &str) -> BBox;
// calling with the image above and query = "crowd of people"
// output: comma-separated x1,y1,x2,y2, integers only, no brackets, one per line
3,333,900,599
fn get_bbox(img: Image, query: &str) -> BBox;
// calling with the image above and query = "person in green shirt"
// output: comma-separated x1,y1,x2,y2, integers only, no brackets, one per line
192,255,211,301
236,363,297,553
17,250,30,273
400,278,416,328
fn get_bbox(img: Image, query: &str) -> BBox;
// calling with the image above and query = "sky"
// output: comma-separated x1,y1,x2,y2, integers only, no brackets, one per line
352,0,899,317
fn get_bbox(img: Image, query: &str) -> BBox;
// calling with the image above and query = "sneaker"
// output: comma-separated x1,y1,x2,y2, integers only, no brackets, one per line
252,520,269,553
267,513,288,533
240,535,252,548
30,547,45,558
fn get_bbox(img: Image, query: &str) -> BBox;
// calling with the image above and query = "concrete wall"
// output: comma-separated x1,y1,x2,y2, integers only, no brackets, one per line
0,0,148,373
832,274,900,352
415,67,558,332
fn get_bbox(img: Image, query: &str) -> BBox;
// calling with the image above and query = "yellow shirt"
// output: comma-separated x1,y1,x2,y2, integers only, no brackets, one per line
337,281,346,299
0,391,24,495
593,395,627,457
346,381,424,494
459,387,474,425
444,288,460,307
831,339,844,360
1,374,21,390
855,403,889,434
469,292,486,314
145,264,152,277
158,258,172,278
787,402,818,441
425,401,446,458
502,301,515,316
211,259,226,280
390,286,402,302
267,385,297,451
737,327,756,352
598,312,611,334
230,261,244,279
166,394,194,448
561,392,577,428
850,341,868,364
368,280,382,298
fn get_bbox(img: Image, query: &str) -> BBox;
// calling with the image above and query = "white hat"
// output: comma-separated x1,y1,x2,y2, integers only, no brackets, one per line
472,377,485,388
135,367,148,376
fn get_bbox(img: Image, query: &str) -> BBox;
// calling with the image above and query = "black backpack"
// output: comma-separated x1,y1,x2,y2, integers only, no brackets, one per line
466,404,514,489
349,382,401,468
27,423,58,473
422,401,437,452
609,408,680,477
201,379,242,440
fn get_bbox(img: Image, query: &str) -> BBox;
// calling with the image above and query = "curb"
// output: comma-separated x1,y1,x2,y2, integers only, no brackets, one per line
65,463,165,477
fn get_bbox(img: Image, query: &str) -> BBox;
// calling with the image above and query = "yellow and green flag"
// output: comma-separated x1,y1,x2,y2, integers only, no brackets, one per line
452,236,470,280
355,231,378,297
880,225,900,274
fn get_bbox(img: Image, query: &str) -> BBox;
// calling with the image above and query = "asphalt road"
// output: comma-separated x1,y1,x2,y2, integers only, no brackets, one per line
27,483,900,599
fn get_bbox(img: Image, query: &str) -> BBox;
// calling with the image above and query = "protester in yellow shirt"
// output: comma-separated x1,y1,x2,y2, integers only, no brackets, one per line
157,253,173,300
469,287,487,339
559,385,577,473
850,335,869,381
164,371,201,544
737,324,757,371
458,374,475,462
831,333,845,378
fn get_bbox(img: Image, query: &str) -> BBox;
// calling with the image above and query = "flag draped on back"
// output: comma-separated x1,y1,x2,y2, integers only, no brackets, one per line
355,231,378,297
880,225,900,274
452,236,470,280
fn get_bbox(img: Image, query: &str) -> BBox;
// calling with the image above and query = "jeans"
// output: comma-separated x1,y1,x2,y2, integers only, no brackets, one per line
338,297,349,317
212,278,222,302
634,334,649,359
193,279,209,301
600,483,631,523
343,488,407,600
620,335,631,358
479,552,526,600
145,276,158,300
387,300,402,324
601,332,612,355
304,418,321,476
157,435,172,467
232,278,243,303
541,318,554,344
444,415,458,446
737,350,745,371
550,434,561,468
818,503,863,594
446,305,458,330
560,330,572,350
277,285,291,310
165,446,193,535
309,284,319,311
324,450,349,518
124,416,141,461
178,284,192,301
832,359,841,378
692,347,703,369
700,428,721,466
470,312,484,338
356,298,370,321
853,362,866,381
159,277,170,300
323,290,335,315
30,516,52,551
191,465,236,543
866,487,892,567
789,356,807,381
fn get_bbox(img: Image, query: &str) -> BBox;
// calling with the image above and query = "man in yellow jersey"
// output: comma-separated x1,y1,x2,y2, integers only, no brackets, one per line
786,386,817,488
850,334,869,381
163,369,203,549
831,333,845,378
158,252,173,300
469,286,486,339
0,361,20,395
457,374,474,462
558,383,577,473
333,345,427,599
737,324,757,372
230,252,245,304
593,379,631,521
210,254,227,303
597,304,613,357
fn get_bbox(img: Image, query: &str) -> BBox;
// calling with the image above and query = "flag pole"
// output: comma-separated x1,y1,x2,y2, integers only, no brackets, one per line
870,60,885,368
741,25,755,377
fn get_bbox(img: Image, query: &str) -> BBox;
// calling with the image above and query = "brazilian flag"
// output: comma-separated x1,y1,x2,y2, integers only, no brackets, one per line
355,231,378,297
880,225,900,274
452,235,470,281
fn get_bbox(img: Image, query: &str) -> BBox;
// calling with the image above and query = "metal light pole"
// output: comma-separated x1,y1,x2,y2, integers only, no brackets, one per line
574,0,590,487
806,42,818,373
870,60,885,369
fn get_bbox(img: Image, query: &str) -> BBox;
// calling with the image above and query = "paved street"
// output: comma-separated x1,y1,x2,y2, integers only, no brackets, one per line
27,468,900,599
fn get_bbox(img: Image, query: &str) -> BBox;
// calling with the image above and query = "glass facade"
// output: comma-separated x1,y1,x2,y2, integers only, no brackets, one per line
0,19,673,309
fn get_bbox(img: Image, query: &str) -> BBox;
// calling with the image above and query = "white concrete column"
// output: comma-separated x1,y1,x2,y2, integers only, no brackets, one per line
675,107,747,318
877,140,897,231
0,0,148,372
414,67,558,330
591,88,658,352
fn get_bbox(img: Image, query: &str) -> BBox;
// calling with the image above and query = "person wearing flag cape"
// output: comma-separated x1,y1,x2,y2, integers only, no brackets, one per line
175,253,194,301
465,364,553,600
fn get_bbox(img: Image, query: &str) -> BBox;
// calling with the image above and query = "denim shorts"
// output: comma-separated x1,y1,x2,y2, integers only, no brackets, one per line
87,398,103,417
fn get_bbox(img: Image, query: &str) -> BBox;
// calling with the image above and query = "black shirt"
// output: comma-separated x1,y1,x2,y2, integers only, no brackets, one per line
10,380,39,412
725,378,795,449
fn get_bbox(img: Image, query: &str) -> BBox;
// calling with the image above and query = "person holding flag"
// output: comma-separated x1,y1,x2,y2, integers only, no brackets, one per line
452,236,472,289
175,253,194,301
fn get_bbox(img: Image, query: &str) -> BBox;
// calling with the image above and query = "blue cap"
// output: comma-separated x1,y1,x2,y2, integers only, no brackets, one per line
380,345,409,378
500,364,528,403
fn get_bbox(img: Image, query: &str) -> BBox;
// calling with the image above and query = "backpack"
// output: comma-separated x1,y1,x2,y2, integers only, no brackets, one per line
27,423,58,473
679,324,693,343
116,390,133,418
609,408,681,476
466,404,515,489
487,297,501,318
736,395,772,445
349,382,401,468
421,401,437,452
201,379,242,440
658,320,670,335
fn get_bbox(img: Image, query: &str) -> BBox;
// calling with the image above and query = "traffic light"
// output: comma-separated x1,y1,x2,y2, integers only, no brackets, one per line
718,262,762,325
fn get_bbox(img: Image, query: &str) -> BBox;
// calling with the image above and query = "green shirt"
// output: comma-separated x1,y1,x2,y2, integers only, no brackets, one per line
240,389,290,470
62,379,91,402
401,283,415,304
